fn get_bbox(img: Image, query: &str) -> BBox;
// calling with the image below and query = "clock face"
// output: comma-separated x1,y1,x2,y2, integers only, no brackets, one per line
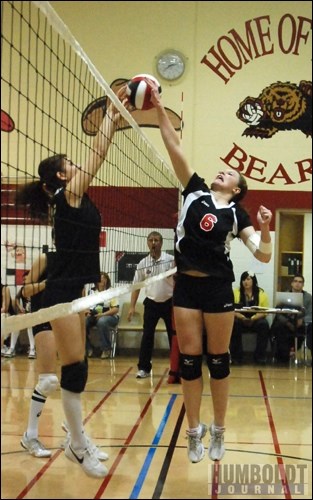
156,51,185,81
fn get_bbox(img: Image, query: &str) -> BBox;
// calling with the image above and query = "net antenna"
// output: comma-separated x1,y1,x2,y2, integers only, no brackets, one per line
1,1,180,336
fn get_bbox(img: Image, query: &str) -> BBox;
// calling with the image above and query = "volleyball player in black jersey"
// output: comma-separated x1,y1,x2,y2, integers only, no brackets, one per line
20,248,110,462
146,80,272,463
16,95,123,477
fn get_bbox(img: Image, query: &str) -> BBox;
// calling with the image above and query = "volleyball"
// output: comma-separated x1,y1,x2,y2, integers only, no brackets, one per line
126,74,162,111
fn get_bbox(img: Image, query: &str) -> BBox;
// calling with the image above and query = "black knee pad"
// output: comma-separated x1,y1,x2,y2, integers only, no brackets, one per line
61,361,88,393
179,353,203,381
206,352,230,380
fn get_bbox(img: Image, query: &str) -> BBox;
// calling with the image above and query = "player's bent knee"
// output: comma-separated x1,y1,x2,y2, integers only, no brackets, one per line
61,361,88,393
36,373,59,397
206,352,230,379
179,353,203,380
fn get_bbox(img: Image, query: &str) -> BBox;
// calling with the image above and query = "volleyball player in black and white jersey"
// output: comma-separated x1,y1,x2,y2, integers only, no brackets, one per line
145,80,273,464
16,94,124,478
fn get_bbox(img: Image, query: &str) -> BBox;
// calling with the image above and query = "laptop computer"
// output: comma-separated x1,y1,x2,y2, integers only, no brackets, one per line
275,292,304,309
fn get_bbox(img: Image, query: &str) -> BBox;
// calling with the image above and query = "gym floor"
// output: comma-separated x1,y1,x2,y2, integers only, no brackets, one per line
1,355,312,499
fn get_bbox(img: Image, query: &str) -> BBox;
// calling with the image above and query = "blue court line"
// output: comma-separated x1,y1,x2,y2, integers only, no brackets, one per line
129,393,177,499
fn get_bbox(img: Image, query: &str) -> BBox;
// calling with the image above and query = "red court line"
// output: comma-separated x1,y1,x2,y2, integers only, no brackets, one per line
16,449,64,499
210,461,220,500
94,368,169,499
82,367,132,426
258,370,292,499
15,367,133,499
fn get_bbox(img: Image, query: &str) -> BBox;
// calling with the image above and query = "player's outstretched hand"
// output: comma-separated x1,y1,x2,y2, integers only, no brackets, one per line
257,205,272,227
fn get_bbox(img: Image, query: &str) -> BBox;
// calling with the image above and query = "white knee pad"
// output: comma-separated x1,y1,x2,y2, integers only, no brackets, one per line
36,373,59,397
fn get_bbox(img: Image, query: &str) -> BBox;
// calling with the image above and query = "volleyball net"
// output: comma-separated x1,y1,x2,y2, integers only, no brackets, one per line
1,1,181,335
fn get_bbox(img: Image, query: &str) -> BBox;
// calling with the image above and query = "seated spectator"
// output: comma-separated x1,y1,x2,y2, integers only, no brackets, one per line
270,274,312,363
4,272,36,359
230,271,270,365
86,272,119,359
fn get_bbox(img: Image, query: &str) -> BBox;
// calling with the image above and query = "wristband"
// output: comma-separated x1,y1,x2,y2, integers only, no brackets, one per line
259,240,272,254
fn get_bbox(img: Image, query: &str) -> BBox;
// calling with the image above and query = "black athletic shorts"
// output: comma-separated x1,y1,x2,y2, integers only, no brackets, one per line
173,273,234,313
33,321,52,336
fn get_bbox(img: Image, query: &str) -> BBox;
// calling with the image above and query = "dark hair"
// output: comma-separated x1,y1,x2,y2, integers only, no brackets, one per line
239,271,262,304
15,154,67,222
95,272,111,290
292,274,305,283
231,173,248,203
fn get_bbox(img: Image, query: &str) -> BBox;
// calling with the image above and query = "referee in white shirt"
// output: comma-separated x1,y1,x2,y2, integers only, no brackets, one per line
128,231,175,378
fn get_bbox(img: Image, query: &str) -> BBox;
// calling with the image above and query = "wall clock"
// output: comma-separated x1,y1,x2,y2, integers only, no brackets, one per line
156,50,186,81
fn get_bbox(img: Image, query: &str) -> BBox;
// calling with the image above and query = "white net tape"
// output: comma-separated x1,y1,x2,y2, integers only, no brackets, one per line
1,267,177,338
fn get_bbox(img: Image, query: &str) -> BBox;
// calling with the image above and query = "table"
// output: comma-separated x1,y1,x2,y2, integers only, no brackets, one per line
234,307,303,365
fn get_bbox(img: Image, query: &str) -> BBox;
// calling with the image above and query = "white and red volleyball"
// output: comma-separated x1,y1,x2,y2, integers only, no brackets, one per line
126,74,162,111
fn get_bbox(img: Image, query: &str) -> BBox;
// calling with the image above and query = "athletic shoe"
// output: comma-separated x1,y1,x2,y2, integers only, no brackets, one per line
87,349,93,358
20,432,52,458
28,348,36,359
101,350,110,359
60,422,109,461
186,423,208,463
1,345,9,356
136,370,150,379
64,442,108,478
4,348,15,358
208,423,225,461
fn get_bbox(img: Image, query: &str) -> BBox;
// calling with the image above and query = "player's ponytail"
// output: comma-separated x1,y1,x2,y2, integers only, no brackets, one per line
16,153,67,222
